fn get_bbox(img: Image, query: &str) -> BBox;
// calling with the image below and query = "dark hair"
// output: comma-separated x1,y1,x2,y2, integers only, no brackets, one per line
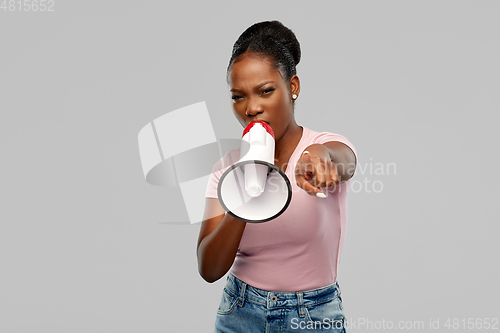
227,20,301,83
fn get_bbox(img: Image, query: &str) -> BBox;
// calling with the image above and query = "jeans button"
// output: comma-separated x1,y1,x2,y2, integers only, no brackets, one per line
270,295,278,302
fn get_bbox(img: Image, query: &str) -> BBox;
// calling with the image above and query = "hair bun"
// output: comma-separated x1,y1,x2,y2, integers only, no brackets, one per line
233,20,301,66
258,21,301,66
228,20,301,82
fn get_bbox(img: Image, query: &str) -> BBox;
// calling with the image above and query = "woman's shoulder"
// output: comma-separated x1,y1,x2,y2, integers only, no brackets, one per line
211,148,240,175
302,126,357,155
302,126,352,143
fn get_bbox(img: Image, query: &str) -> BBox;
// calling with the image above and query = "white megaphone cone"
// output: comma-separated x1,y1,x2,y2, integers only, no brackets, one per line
217,121,292,223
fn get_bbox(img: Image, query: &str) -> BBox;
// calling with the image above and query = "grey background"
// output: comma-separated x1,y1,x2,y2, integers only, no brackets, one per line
1,0,498,332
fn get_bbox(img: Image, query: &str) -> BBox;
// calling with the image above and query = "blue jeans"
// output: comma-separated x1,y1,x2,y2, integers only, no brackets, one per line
215,273,346,332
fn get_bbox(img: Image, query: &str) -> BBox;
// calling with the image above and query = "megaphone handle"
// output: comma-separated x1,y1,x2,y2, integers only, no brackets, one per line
238,162,273,176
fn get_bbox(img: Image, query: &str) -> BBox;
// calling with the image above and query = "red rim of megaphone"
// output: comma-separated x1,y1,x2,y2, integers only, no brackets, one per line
242,121,275,139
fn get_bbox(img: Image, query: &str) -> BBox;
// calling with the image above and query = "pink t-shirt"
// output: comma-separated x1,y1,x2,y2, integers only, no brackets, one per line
205,126,357,292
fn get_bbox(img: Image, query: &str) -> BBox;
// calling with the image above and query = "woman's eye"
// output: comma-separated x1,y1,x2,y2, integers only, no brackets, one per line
261,88,275,95
231,95,243,102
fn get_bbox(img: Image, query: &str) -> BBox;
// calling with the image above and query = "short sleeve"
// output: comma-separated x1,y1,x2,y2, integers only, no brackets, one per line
205,160,221,198
310,132,357,162
309,132,358,183
204,149,240,198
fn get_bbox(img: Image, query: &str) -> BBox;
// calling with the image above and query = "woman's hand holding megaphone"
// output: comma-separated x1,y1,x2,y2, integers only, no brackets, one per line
295,144,339,198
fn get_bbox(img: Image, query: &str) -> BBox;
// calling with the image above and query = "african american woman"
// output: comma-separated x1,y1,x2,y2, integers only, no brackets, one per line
197,20,357,333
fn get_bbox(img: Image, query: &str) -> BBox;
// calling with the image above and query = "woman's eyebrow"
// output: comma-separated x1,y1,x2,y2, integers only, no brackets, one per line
254,81,274,90
230,81,275,93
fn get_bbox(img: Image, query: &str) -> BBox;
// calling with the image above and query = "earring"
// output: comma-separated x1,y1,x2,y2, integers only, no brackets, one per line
292,94,297,100
245,111,249,116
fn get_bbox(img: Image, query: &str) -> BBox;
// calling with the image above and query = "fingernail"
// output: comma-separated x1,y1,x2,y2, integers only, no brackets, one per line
303,151,310,155
316,192,326,198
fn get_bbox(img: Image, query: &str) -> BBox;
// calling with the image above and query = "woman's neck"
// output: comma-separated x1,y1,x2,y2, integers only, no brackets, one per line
274,122,303,161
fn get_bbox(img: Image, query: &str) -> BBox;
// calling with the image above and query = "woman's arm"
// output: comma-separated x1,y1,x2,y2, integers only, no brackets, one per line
295,141,357,196
196,198,247,283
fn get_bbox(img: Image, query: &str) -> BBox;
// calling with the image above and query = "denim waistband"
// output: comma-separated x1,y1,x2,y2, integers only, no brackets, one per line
225,273,341,310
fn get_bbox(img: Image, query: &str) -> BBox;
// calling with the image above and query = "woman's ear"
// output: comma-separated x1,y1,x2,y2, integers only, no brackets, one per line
290,74,300,98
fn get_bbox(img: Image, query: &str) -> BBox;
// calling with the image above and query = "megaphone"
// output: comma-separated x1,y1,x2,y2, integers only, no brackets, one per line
217,121,292,223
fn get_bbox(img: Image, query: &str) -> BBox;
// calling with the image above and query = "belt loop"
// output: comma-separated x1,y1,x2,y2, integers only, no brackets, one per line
296,291,305,317
238,281,247,307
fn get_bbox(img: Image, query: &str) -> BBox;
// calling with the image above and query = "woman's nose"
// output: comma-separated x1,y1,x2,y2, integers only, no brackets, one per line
245,98,263,116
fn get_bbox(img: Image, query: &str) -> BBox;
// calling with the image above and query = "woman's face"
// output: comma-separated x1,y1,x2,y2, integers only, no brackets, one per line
228,53,298,141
